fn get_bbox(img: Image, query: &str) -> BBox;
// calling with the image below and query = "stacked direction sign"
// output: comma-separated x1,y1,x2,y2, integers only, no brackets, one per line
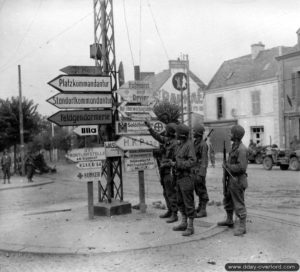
115,80,162,172
47,66,115,181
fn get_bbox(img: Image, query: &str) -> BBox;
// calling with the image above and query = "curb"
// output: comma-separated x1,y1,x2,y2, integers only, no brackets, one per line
0,180,54,191
0,224,227,256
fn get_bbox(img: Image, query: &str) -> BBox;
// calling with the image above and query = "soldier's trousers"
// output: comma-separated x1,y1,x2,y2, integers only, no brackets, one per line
163,173,178,213
194,174,209,204
176,176,195,218
2,166,10,181
223,178,247,218
26,165,34,180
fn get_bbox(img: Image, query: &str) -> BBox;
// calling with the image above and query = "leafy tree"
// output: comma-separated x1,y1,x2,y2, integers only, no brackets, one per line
153,101,181,124
52,127,72,153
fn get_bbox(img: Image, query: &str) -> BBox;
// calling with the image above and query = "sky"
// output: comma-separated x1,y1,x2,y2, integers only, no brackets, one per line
0,0,300,116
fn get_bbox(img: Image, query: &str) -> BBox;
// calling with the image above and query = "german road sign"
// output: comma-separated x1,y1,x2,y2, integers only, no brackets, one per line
116,120,165,135
65,147,106,162
116,135,159,151
48,75,111,93
104,141,123,157
124,150,153,159
118,101,156,118
47,93,112,109
60,66,102,75
125,153,156,172
116,80,156,105
76,160,103,169
73,125,98,136
76,169,102,181
48,110,112,126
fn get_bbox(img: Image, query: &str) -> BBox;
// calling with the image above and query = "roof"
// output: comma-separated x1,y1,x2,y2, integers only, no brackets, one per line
207,46,295,90
143,68,206,91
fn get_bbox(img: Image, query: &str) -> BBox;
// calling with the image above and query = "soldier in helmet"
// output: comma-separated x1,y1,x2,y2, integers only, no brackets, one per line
145,120,179,223
192,124,209,217
217,124,249,236
171,124,196,236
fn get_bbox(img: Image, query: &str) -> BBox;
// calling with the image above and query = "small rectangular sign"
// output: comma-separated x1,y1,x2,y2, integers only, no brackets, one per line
104,141,124,157
73,125,98,136
76,169,102,181
76,160,103,169
116,120,165,135
65,147,106,162
125,155,156,172
60,66,102,75
48,110,112,126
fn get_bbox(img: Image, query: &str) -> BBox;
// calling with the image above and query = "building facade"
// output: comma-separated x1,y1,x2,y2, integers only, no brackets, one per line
205,42,295,151
276,29,300,148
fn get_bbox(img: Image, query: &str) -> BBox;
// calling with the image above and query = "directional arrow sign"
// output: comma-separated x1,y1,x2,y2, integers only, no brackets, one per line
116,120,165,135
47,93,112,109
48,75,111,93
73,125,98,136
65,147,106,162
76,169,102,181
116,135,159,151
76,160,103,169
118,101,156,118
60,66,102,75
115,80,156,105
48,110,112,126
104,141,123,157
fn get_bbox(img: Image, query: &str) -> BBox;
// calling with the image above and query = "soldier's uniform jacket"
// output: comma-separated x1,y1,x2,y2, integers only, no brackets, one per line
192,138,208,176
149,128,178,175
227,141,248,189
175,140,196,180
1,154,11,168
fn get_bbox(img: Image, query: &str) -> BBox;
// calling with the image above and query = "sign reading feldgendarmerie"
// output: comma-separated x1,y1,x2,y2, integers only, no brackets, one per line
48,75,111,93
48,110,112,126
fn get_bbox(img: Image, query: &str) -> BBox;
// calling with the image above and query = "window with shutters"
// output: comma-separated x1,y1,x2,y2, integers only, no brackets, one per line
217,96,225,119
251,90,261,115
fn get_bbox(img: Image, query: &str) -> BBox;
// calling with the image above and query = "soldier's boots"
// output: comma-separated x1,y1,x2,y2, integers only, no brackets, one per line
234,217,246,236
159,210,172,219
196,202,202,213
217,211,234,228
197,202,207,218
182,218,194,236
173,215,187,231
166,213,178,223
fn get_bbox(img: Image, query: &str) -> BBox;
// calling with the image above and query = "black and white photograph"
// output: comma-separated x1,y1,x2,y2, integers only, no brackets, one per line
0,0,299,271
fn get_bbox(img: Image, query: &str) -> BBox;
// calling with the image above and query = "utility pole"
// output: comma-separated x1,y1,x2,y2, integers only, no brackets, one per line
18,65,25,176
185,55,192,137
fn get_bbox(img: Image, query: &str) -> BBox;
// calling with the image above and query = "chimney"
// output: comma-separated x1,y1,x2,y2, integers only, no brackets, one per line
296,28,300,49
251,42,265,59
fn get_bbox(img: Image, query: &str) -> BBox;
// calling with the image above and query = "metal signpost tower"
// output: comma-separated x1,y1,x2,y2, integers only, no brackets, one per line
91,0,129,215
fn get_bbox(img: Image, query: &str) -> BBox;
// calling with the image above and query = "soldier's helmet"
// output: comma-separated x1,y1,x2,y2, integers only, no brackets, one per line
176,124,189,139
165,123,177,137
231,125,245,140
193,124,205,138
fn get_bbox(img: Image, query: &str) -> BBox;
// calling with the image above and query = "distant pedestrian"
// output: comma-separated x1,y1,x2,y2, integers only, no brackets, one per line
25,152,35,182
217,125,248,236
172,124,196,236
1,150,11,184
192,124,209,218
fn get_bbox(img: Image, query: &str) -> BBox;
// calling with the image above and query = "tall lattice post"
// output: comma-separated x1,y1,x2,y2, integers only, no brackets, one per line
92,0,127,213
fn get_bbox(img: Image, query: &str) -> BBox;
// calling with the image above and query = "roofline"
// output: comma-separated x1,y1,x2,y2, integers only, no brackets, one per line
205,77,278,93
276,50,300,60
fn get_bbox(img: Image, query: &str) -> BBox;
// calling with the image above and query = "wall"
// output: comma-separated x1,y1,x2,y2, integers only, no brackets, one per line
205,80,281,147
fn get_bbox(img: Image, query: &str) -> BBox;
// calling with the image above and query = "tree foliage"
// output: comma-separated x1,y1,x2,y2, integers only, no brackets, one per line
153,101,181,124
0,97,41,151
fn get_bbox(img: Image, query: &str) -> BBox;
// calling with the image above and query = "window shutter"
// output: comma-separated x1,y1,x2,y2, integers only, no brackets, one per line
222,96,225,119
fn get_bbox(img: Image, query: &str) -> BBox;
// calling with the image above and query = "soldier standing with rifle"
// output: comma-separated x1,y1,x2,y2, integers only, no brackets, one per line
145,121,179,223
171,124,196,236
192,124,209,218
218,125,249,236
